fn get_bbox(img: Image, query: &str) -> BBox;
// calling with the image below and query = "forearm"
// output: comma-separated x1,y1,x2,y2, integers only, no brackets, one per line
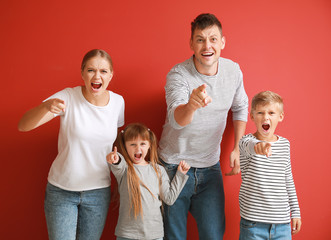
173,104,196,127
233,120,247,150
18,102,54,132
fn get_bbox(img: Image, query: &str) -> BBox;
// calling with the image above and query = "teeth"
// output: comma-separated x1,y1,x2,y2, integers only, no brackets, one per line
202,53,213,56
91,83,102,89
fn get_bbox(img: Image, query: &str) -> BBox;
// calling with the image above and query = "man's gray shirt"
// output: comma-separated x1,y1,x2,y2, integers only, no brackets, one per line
159,56,249,168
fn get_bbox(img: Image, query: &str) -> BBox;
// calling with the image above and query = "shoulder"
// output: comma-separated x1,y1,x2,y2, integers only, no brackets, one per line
241,133,255,141
46,86,79,101
276,135,290,145
167,57,193,77
109,91,124,103
277,135,289,142
219,57,240,70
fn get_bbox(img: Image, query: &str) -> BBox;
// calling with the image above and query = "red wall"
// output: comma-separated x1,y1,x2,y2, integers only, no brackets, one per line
1,0,330,239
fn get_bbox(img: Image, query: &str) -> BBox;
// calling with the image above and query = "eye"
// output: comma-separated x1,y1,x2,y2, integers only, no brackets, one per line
102,70,108,73
87,69,94,72
197,38,203,43
211,37,217,42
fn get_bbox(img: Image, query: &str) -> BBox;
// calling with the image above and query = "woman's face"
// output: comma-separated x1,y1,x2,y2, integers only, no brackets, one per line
81,56,113,97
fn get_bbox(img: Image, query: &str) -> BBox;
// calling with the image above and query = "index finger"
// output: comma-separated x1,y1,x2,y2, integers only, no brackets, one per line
55,98,65,105
197,84,207,93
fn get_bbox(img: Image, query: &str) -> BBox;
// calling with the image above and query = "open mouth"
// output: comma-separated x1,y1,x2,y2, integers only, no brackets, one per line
134,153,142,159
262,124,270,131
91,83,102,90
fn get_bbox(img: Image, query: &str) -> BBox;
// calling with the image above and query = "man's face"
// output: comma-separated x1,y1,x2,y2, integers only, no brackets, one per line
190,25,225,76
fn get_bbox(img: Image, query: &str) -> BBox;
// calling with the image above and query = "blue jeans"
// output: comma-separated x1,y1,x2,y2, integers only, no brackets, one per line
44,182,111,240
239,218,291,240
161,161,225,240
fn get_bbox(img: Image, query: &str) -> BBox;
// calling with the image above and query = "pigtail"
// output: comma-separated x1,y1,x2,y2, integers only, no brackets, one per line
118,128,144,219
147,129,163,201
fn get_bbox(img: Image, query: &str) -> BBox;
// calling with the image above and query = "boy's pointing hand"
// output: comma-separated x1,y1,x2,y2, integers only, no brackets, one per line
255,142,272,157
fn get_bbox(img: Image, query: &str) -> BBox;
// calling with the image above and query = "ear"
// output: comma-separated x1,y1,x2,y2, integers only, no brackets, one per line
250,112,254,121
221,36,226,50
279,112,284,122
190,38,193,50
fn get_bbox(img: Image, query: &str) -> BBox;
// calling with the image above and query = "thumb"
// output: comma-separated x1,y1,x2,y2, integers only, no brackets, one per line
114,146,117,154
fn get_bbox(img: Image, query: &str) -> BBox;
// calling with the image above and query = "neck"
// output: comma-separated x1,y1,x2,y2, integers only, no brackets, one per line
253,132,278,142
81,86,109,106
193,56,218,76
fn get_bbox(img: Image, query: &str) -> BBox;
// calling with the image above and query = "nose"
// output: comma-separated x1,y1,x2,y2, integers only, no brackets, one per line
94,71,101,79
204,39,211,49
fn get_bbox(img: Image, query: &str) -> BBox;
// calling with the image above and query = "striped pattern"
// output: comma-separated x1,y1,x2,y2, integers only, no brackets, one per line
239,134,301,223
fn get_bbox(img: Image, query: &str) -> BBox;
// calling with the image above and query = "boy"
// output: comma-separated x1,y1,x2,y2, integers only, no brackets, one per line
239,91,301,239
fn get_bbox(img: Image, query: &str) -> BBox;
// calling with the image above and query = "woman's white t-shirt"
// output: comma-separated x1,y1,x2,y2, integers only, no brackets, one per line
45,86,125,191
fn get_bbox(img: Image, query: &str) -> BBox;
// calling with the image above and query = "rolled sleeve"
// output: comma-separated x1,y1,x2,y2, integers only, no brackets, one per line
231,66,249,122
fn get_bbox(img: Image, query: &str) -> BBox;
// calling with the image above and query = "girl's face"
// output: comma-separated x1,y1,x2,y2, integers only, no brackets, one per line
125,136,150,165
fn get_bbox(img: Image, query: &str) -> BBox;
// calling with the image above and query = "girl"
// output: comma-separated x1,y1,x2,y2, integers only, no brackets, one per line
18,49,124,240
107,123,190,240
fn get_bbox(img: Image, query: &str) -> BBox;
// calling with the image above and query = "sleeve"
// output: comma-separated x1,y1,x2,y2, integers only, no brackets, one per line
159,166,188,205
118,95,125,127
43,88,71,117
285,142,301,219
231,64,249,122
239,135,260,172
165,68,190,129
109,153,127,184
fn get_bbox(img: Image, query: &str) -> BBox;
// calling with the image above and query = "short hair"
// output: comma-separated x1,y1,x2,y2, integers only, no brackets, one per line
251,91,284,114
81,49,113,72
191,13,223,39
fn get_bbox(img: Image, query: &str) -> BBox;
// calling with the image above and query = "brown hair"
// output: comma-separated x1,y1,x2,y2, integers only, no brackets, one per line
251,91,284,114
191,13,223,39
117,123,162,219
81,49,113,72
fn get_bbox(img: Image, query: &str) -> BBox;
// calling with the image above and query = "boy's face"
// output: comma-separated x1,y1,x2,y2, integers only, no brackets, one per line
250,103,284,141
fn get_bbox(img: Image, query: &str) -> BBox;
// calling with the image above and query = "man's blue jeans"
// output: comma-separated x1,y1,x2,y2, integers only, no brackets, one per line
239,218,292,240
44,182,110,240
161,161,225,240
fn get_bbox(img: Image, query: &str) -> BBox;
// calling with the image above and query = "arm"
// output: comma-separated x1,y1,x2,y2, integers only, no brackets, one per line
174,84,212,127
108,149,127,183
18,98,65,132
285,143,301,234
226,120,246,176
160,161,189,205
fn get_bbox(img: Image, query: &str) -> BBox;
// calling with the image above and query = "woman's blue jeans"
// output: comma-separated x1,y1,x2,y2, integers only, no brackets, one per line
239,218,292,240
44,182,110,240
161,161,225,240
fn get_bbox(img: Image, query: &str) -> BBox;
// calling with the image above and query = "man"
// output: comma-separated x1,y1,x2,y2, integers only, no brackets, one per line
158,13,249,239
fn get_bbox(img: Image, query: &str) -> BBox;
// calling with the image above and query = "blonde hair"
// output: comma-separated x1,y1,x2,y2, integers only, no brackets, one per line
251,91,284,114
117,123,162,219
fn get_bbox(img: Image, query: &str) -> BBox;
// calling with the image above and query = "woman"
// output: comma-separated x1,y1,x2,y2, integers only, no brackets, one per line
18,49,125,240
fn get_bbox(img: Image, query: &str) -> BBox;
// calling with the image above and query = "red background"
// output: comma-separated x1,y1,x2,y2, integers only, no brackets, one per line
1,0,330,239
